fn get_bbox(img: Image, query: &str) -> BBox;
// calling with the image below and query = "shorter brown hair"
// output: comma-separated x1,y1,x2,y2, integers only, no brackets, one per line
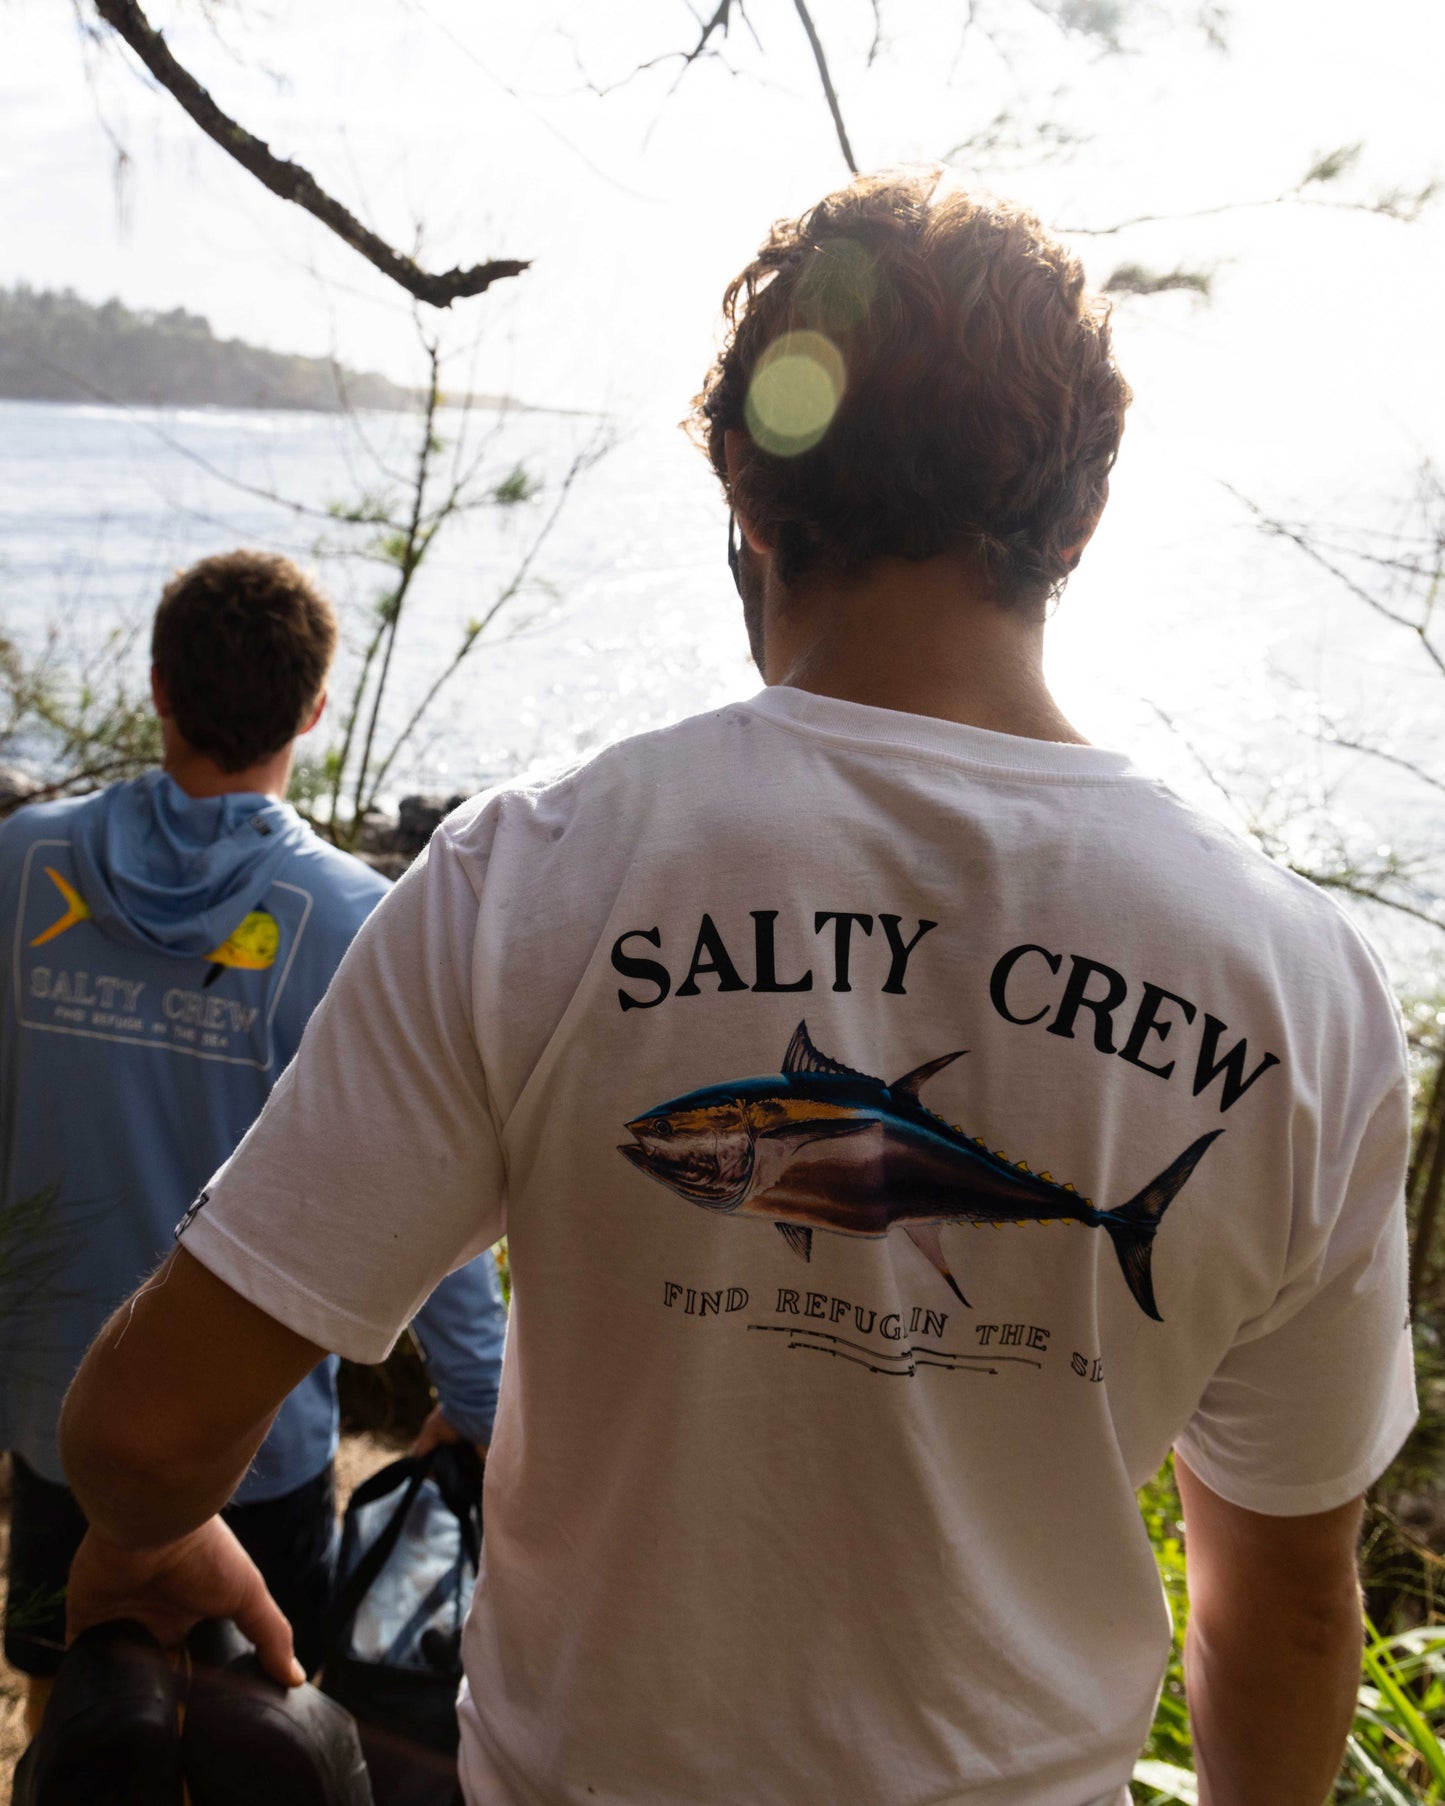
151,551,337,772
691,170,1132,614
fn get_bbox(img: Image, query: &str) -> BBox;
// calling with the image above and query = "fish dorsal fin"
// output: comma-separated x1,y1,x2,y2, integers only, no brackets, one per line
776,1223,814,1261
890,1050,966,1102
781,1021,877,1084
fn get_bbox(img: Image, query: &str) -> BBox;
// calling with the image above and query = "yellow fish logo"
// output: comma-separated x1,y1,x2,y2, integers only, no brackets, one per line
203,911,280,988
30,868,92,947
30,868,279,987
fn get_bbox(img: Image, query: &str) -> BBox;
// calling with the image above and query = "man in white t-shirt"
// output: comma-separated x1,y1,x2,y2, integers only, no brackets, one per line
57,173,1414,1806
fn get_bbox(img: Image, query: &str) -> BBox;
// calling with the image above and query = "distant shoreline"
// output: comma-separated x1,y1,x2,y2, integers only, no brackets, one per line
0,391,576,419
0,285,551,417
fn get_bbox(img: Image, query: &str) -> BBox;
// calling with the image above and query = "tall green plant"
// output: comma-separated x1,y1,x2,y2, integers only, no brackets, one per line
1131,1465,1445,1805
310,332,605,850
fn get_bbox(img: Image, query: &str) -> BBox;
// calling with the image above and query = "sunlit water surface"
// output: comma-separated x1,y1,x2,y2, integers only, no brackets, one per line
1,398,1438,989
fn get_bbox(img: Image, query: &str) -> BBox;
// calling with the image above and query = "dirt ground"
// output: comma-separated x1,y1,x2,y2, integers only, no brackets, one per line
0,1436,399,1805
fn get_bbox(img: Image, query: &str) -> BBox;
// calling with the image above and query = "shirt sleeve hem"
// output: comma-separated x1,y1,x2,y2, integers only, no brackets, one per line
1173,1389,1419,1517
180,1212,403,1365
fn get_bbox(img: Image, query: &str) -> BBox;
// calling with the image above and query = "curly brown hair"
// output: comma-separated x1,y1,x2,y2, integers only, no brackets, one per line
689,170,1131,615
151,551,337,773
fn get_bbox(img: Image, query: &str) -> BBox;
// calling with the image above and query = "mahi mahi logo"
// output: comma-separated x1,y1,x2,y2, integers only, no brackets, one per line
202,912,280,988
619,1022,1221,1321
29,868,91,946
30,867,279,985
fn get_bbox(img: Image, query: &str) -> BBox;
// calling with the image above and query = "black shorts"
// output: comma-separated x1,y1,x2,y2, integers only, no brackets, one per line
3,1453,338,1679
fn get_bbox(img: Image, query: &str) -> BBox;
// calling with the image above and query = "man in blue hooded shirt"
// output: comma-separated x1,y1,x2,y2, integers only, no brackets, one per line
0,549,507,1722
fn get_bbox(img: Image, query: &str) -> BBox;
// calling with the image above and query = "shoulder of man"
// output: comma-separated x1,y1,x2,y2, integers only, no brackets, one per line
267,819,391,931
0,790,106,884
434,702,753,856
1125,777,1405,1065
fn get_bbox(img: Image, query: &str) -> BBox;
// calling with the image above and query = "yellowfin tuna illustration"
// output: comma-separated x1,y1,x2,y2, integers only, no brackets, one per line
30,868,92,947
619,1022,1220,1320
203,911,280,988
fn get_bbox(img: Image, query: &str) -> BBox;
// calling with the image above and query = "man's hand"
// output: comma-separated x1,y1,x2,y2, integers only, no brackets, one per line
67,1517,305,1687
411,1404,487,1462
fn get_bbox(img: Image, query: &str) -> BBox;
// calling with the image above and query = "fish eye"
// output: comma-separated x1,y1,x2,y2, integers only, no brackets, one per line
649,1118,674,1138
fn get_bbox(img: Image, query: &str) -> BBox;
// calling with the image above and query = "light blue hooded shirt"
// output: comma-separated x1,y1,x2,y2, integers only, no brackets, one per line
0,773,506,1499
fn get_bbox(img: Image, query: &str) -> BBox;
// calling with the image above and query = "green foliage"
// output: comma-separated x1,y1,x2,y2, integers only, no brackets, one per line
1051,0,1126,49
0,623,161,817
1105,264,1213,299
1134,1427,1445,1803
286,752,338,812
492,1238,511,1306
1136,1459,1194,1795
1305,144,1365,188
1339,1624,1445,1802
491,463,540,506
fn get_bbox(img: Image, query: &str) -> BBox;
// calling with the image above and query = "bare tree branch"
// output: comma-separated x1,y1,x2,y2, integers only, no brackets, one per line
865,0,885,65
1318,730,1445,800
1225,485,1445,683
1294,872,1445,934
91,0,530,307
361,442,603,814
348,337,445,829
1057,180,1438,239
791,0,859,174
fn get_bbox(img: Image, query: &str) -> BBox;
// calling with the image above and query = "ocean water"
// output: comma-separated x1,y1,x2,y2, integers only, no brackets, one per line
1,396,1440,987
0,397,755,798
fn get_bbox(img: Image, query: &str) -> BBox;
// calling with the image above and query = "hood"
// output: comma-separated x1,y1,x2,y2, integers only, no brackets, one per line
69,771,312,958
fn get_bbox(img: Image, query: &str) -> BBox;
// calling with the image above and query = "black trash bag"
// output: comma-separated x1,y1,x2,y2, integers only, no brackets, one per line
321,1443,482,1763
15,1618,373,1806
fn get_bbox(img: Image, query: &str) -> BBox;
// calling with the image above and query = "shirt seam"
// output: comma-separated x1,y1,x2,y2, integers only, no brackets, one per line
739,700,1153,788
1173,1383,1418,1513
183,1210,397,1340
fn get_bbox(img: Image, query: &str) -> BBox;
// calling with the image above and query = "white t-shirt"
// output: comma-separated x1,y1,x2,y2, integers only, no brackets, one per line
183,687,1416,1806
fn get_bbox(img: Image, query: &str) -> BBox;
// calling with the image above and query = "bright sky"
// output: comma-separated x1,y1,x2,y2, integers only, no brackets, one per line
4,0,1441,435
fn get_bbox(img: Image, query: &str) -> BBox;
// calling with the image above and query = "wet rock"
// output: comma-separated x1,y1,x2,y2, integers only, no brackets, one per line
390,793,466,857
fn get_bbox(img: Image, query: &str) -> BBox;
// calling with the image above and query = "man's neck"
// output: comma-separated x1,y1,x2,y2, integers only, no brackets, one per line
161,740,293,802
760,553,1087,745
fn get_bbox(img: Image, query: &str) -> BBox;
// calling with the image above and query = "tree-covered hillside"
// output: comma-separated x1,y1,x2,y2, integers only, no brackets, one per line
0,286,414,411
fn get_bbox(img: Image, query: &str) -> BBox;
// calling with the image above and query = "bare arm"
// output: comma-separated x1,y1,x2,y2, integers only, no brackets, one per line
59,1246,328,1682
1176,1453,1364,1806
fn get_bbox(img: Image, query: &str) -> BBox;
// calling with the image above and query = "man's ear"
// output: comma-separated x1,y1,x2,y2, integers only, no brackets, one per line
722,429,774,556
1061,501,1106,572
298,690,327,738
150,665,171,719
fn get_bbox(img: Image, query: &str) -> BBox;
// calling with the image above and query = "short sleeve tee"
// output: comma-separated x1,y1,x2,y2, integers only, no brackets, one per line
183,688,1416,1806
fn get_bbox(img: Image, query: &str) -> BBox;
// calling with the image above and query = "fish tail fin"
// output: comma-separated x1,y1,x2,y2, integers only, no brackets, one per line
1105,1131,1222,1321
903,1223,969,1307
776,1223,813,1261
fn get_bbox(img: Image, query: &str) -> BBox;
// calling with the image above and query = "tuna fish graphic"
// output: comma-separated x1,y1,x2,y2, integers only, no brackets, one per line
618,1022,1220,1321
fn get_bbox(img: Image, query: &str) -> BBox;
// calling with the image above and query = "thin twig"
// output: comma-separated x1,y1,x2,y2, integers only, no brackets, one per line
361,446,599,811
1056,188,1432,238
1318,732,1445,799
1144,702,1255,829
1225,486,1445,682
348,338,443,832
790,0,858,175
1296,873,1445,934
92,0,529,306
